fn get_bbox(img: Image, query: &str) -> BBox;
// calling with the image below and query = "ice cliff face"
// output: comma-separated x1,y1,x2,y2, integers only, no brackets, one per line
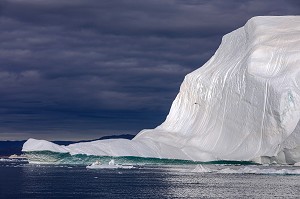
23,16,300,164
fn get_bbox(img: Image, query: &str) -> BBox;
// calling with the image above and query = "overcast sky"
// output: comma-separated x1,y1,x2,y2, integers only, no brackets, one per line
0,0,299,140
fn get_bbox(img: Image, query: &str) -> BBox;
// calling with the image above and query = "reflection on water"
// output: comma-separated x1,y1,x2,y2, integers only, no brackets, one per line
0,161,299,198
163,167,300,198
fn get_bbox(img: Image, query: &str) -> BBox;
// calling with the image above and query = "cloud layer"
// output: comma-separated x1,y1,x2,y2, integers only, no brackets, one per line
0,0,299,140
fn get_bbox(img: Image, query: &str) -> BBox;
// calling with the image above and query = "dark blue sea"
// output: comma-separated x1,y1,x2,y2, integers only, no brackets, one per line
1,159,300,198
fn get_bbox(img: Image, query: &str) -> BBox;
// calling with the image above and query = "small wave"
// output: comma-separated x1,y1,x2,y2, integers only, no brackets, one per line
0,158,27,163
191,165,300,175
218,167,300,175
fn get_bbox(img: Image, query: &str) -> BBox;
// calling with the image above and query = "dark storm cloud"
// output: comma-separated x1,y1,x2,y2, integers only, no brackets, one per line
0,0,299,140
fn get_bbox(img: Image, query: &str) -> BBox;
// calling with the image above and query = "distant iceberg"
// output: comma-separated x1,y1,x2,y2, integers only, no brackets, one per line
23,16,300,164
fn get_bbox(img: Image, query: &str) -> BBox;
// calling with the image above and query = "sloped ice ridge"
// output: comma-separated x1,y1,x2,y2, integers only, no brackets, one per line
23,16,300,164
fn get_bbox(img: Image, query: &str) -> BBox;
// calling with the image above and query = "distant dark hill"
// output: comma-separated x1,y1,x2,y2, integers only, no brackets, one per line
53,134,135,145
0,141,26,156
0,134,135,156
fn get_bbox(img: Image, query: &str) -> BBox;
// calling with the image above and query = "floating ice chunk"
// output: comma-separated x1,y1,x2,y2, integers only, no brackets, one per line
86,160,133,169
192,165,213,173
109,159,115,165
86,164,118,169
294,162,300,167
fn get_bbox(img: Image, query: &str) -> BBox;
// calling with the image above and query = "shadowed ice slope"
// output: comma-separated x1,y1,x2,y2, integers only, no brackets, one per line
23,16,300,164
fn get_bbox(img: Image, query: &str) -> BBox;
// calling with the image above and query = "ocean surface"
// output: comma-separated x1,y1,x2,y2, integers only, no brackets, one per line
1,158,300,199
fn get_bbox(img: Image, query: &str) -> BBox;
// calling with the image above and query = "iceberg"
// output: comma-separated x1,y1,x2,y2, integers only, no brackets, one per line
22,16,300,164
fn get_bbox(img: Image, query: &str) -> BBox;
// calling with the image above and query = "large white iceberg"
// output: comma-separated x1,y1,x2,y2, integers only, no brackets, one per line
23,16,300,164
